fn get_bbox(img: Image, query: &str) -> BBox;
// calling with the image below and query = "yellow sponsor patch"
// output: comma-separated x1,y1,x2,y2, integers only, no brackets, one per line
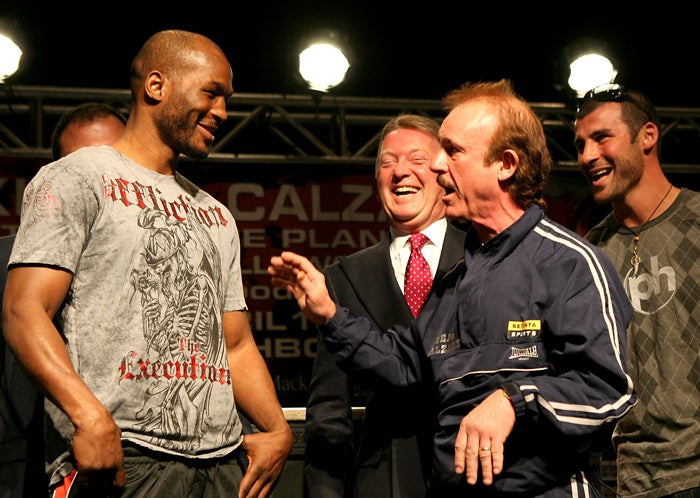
507,320,541,339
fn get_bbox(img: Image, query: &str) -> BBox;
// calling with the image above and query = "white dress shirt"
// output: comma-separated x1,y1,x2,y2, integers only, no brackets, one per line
389,217,447,293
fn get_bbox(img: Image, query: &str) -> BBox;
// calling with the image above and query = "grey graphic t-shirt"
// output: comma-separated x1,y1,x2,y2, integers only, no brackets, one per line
586,188,700,497
10,146,246,482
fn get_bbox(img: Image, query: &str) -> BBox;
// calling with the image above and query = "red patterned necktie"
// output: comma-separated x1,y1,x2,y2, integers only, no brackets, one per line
404,233,433,318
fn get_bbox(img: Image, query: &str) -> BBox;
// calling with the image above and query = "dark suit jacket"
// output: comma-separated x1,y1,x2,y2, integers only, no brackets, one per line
0,234,46,498
304,222,466,498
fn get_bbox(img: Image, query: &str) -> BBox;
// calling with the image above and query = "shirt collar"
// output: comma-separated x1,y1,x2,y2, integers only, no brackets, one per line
390,217,448,252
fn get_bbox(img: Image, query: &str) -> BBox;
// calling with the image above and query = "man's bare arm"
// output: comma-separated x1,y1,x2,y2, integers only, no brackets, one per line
2,265,125,487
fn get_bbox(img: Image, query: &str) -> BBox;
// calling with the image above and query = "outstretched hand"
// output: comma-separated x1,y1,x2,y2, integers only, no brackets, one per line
268,251,336,324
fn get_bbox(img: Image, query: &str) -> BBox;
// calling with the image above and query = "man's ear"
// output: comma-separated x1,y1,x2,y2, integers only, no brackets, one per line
640,122,659,154
144,71,165,102
497,149,518,181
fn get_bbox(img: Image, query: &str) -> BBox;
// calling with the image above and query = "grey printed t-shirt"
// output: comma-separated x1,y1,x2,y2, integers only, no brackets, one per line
10,146,246,483
586,188,700,497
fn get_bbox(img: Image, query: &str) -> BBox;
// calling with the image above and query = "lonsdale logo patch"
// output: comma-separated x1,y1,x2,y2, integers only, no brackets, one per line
507,319,541,339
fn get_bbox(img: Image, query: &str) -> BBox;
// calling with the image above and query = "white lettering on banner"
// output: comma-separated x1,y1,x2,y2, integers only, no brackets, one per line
311,186,339,221
239,254,340,276
228,182,384,222
244,285,291,300
293,310,310,331
276,338,302,358
340,184,377,222
270,185,308,220
229,183,265,221
257,338,317,359
278,228,385,249
229,180,388,369
241,255,278,275
251,310,311,334
248,310,286,331
241,228,266,248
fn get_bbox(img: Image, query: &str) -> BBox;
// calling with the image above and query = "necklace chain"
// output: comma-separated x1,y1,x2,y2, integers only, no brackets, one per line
629,184,673,271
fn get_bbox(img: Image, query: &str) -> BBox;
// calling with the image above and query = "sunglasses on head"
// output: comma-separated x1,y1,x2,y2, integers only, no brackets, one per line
578,83,653,122
582,83,627,102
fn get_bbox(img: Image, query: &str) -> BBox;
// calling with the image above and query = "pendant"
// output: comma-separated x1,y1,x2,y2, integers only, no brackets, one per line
631,253,640,275
631,235,640,275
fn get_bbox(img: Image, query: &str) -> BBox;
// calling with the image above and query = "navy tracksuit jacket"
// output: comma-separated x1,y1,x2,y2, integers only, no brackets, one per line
321,205,637,497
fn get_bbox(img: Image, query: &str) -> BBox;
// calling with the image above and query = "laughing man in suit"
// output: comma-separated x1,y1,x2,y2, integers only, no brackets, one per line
304,113,466,498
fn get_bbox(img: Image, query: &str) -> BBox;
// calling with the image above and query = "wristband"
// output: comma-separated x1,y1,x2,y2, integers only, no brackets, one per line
500,381,526,417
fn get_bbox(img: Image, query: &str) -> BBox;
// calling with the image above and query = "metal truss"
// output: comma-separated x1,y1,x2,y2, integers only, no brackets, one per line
1,84,699,173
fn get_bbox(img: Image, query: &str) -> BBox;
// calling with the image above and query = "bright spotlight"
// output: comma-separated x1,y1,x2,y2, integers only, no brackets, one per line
568,53,617,98
0,32,22,83
298,33,350,93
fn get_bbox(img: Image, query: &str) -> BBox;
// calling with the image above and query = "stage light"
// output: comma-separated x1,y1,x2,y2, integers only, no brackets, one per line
568,53,617,98
0,21,23,83
297,31,350,93
561,38,618,98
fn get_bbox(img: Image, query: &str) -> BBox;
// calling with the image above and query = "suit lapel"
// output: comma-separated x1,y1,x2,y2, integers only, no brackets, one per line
336,235,413,328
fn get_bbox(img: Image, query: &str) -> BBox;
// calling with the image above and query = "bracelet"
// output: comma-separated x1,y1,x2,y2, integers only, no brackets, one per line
500,381,525,417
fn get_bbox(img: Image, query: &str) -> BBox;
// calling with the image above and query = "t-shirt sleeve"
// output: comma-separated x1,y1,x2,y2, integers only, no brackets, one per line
10,161,97,273
222,215,247,313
